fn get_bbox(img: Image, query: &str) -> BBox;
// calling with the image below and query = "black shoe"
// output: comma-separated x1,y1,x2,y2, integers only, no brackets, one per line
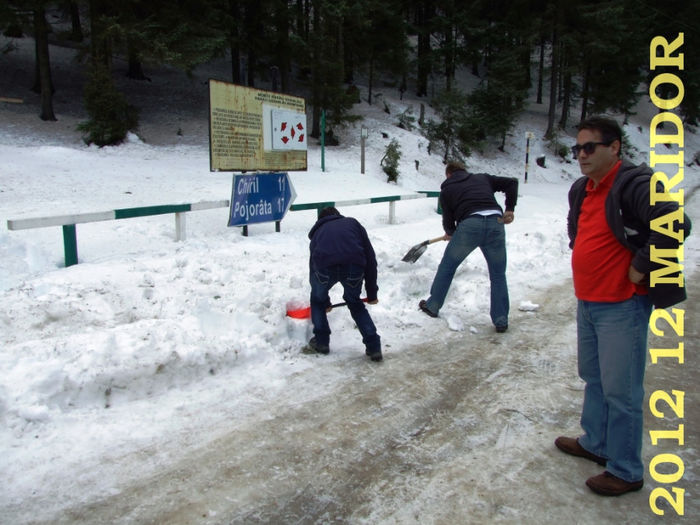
418,300,438,318
366,349,383,362
302,337,329,355
495,324,508,333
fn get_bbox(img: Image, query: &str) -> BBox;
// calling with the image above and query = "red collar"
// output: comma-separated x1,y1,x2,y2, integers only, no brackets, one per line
586,159,622,192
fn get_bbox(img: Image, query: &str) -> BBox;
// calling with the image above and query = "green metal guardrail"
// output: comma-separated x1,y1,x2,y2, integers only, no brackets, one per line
6,193,440,267
7,201,228,266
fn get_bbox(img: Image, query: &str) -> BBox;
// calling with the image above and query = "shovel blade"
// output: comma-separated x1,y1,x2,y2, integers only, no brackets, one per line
401,242,428,263
287,305,312,319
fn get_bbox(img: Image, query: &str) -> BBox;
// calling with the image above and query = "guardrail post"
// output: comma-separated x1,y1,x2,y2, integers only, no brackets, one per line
389,201,396,224
62,224,79,267
175,212,187,241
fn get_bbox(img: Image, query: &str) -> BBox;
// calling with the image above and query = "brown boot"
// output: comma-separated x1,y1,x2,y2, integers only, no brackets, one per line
554,436,607,466
586,471,643,496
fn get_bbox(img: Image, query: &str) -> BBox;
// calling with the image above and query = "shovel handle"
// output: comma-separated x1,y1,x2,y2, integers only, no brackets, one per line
330,297,369,308
286,297,369,319
427,235,448,245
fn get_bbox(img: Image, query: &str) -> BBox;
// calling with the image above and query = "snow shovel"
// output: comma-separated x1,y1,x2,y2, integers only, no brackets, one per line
401,235,447,263
286,298,369,319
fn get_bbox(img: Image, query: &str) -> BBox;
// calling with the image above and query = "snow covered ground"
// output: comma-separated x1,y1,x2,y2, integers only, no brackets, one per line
1,35,699,523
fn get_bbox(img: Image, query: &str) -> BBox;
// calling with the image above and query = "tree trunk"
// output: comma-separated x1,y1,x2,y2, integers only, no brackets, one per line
536,27,545,104
126,43,150,81
558,44,572,129
34,7,56,121
244,0,263,87
545,21,558,138
368,55,374,105
67,1,83,41
296,0,309,41
310,0,321,138
342,13,355,84
230,39,241,84
580,63,590,122
88,0,111,68
274,0,290,92
228,0,241,84
247,51,256,87
416,0,432,97
444,24,454,92
521,38,531,89
32,38,41,93
559,70,571,129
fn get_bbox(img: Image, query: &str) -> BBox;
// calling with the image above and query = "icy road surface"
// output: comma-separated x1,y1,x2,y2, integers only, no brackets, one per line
5,280,697,524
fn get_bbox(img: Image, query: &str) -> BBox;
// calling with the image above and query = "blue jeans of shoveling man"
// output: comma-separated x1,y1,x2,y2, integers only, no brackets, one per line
423,214,509,328
310,263,380,353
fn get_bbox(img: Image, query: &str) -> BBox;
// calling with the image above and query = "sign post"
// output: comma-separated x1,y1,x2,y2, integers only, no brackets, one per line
361,126,368,174
524,131,534,183
321,110,326,172
228,172,297,230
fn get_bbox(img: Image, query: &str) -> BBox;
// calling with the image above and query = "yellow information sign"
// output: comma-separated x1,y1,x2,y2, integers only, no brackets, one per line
209,79,308,172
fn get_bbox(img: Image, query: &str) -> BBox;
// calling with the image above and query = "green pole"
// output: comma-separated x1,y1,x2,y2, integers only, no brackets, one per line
62,224,79,266
321,109,326,172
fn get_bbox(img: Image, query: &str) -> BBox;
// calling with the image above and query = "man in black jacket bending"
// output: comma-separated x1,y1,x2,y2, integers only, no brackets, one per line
305,207,382,361
419,162,518,332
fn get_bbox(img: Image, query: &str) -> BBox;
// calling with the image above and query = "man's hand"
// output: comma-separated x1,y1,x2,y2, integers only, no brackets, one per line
628,264,646,284
502,211,514,224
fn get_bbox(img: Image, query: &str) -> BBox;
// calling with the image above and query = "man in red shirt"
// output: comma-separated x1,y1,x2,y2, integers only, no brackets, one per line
555,117,689,496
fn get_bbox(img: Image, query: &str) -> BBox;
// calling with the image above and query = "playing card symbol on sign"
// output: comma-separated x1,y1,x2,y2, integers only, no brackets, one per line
279,122,305,145
271,109,308,151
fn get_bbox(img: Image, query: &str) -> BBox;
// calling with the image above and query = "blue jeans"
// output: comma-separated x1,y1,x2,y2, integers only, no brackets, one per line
424,215,509,327
576,294,653,482
310,264,380,352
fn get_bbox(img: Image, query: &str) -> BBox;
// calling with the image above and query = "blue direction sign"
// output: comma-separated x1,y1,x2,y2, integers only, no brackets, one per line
228,172,297,227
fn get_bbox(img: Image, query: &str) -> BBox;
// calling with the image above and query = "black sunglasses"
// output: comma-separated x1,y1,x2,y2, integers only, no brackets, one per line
571,141,613,159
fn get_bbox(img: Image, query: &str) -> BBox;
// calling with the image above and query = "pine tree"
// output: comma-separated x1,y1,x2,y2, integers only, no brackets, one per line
303,0,361,141
381,139,402,182
644,0,700,125
423,88,471,162
414,0,435,97
78,64,139,146
578,2,645,119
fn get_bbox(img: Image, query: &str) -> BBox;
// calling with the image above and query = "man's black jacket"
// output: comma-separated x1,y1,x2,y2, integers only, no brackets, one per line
439,169,519,235
308,214,378,301
567,160,691,309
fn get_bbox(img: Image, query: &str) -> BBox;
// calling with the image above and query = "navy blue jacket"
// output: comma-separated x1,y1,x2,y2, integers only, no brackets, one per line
308,214,378,300
439,170,519,235
568,160,691,309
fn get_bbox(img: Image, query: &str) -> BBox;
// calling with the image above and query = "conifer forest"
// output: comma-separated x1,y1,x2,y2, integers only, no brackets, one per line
2,1,698,149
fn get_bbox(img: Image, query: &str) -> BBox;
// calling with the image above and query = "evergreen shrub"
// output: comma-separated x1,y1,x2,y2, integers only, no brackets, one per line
78,65,139,146
381,139,401,183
